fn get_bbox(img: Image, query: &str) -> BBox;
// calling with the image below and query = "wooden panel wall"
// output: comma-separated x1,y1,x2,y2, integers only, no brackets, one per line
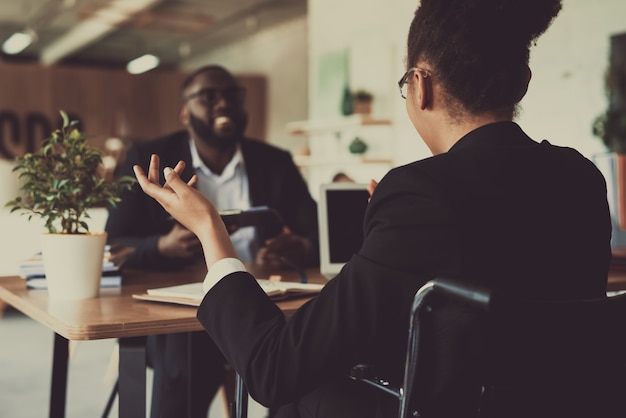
0,62,266,160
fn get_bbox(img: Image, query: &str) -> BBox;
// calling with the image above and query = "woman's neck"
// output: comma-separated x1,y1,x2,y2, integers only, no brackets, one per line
428,113,511,155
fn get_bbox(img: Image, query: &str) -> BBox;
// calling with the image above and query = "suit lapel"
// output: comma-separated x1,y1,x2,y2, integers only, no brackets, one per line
240,139,266,206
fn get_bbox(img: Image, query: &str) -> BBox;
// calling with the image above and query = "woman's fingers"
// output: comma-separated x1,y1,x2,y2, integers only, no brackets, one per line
133,164,172,201
133,165,160,196
133,157,196,211
162,166,191,195
173,160,186,177
147,154,161,183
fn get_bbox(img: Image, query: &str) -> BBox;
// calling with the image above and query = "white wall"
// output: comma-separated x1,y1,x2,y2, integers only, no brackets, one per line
308,0,424,167
518,0,626,158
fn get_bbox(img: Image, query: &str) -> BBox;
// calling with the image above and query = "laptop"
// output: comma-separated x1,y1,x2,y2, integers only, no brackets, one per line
317,182,371,279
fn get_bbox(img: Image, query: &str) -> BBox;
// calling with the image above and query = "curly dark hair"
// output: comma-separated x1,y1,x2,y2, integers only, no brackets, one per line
407,0,562,118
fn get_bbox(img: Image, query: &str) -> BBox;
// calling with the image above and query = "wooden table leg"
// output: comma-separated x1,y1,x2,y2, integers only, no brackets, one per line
0,298,9,319
50,333,69,418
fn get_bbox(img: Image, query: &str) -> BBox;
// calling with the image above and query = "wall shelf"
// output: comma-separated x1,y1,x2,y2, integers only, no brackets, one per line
285,114,391,136
287,114,395,199
293,154,392,168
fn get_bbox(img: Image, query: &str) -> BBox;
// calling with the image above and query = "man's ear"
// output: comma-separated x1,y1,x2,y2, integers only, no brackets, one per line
179,105,189,127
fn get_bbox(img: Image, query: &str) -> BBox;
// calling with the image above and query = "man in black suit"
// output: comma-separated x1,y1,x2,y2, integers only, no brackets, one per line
131,0,612,416
105,65,318,417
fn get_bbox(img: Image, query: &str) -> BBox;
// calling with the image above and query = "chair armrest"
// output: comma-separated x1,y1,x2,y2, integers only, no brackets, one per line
348,364,402,399
432,278,492,312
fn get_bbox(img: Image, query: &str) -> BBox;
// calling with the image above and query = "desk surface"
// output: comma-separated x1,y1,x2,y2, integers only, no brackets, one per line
0,263,326,341
607,263,626,291
4,263,626,342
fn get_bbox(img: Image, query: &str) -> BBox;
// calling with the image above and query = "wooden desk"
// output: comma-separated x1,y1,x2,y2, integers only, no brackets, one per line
608,263,626,292
0,263,326,418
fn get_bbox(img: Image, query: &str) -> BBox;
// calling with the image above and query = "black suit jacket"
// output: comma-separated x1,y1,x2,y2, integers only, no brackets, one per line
105,131,319,270
197,122,612,416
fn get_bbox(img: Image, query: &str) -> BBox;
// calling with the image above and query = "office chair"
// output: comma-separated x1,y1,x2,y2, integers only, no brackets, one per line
349,278,626,418
230,373,249,418
231,278,626,418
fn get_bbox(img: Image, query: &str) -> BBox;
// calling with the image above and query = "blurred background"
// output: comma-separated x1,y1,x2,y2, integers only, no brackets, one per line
1,1,626,416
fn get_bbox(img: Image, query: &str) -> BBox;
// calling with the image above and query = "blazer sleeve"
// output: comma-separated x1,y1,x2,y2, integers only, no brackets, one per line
270,152,319,258
244,142,319,263
196,168,453,407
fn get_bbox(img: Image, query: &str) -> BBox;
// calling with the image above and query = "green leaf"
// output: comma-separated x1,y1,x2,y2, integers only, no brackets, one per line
60,110,69,128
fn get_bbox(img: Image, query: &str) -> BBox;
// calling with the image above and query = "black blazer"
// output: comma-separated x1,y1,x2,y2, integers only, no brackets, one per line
105,131,319,270
196,122,612,417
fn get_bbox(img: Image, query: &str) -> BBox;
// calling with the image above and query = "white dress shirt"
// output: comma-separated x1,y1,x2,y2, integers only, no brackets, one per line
202,257,247,293
188,138,260,262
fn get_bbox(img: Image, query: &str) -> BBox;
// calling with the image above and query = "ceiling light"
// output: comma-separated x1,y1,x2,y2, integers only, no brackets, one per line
178,42,191,58
126,54,159,74
2,31,34,55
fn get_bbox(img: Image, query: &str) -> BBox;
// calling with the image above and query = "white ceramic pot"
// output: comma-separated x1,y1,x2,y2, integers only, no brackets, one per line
40,232,107,300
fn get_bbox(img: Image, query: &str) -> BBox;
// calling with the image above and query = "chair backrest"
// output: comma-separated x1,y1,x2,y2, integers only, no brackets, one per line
402,278,626,418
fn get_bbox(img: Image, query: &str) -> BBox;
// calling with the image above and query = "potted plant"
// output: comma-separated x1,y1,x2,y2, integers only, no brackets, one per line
593,33,626,153
348,136,368,155
5,110,135,300
592,33,626,248
352,90,374,115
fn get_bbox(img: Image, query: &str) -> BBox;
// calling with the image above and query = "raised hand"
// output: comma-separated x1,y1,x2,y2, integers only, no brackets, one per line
134,154,237,267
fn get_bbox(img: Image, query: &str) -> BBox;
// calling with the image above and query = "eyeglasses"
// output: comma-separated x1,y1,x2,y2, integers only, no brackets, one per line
398,67,432,99
184,86,246,105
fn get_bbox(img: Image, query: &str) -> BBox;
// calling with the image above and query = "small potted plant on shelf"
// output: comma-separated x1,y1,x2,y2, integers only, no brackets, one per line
5,110,135,300
352,90,374,115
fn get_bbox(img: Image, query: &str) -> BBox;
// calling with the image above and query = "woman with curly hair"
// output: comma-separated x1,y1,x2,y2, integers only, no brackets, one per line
134,0,612,416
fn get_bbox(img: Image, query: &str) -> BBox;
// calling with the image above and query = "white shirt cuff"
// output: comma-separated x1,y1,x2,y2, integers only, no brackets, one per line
202,258,247,294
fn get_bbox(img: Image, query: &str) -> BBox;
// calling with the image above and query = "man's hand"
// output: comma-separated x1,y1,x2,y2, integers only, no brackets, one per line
256,227,314,269
158,223,202,260
368,179,378,202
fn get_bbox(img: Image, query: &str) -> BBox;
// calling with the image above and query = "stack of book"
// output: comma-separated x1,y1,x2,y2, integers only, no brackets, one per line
19,244,134,289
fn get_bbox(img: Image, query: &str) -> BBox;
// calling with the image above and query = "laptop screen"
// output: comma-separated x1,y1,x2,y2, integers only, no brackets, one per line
317,182,370,279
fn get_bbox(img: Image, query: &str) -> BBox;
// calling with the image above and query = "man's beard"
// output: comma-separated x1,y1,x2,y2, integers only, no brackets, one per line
189,111,247,151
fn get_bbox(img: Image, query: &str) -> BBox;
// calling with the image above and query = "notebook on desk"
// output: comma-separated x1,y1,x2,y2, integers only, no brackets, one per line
133,279,324,306
317,182,370,279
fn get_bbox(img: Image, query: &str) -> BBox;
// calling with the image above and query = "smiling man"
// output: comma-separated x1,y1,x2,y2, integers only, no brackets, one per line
105,65,319,418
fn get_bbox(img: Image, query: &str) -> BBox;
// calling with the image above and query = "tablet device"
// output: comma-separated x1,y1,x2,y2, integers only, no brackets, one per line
219,206,284,235
317,182,370,279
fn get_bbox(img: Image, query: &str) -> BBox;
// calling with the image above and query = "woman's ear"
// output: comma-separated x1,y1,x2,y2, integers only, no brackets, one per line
416,70,432,110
